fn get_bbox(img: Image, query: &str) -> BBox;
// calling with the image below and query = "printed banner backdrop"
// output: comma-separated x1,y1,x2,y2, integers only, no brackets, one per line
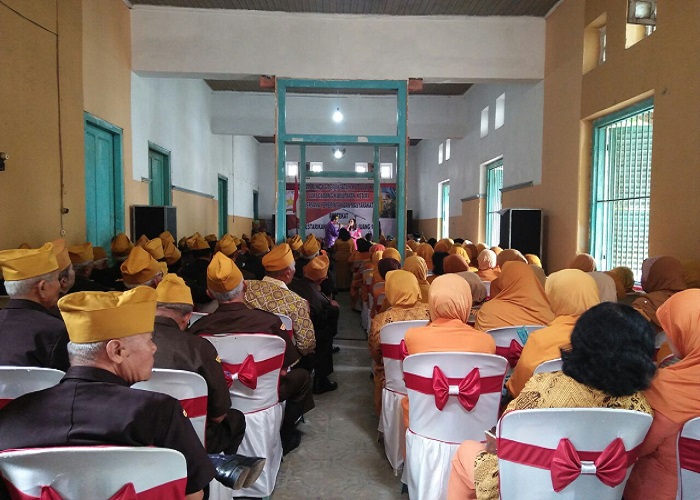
286,182,396,240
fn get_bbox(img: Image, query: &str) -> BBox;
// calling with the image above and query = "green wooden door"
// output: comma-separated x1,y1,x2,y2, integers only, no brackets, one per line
85,122,116,250
218,176,228,238
148,146,171,206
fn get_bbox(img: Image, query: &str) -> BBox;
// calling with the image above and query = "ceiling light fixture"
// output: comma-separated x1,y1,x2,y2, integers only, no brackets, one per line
333,147,345,159
332,107,344,123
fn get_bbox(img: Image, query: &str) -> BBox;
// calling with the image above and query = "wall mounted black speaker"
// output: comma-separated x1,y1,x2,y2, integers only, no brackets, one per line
499,208,543,258
130,205,177,241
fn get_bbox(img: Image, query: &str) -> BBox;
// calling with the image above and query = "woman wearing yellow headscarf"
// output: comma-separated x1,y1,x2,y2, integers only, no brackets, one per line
626,289,700,499
506,269,600,397
416,243,435,271
403,255,431,304
368,270,430,415
474,261,555,332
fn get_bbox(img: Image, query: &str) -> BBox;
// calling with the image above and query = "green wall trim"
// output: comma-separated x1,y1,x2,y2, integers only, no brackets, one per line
172,185,215,199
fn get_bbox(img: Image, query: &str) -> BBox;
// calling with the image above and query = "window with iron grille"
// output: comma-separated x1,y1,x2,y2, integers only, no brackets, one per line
590,99,653,280
485,159,503,247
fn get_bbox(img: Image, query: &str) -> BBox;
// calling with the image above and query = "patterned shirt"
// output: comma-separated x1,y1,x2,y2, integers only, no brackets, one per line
244,277,316,354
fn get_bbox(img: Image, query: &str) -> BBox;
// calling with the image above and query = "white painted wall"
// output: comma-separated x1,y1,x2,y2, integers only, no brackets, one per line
131,8,544,82
412,81,544,220
131,74,260,217
210,91,468,139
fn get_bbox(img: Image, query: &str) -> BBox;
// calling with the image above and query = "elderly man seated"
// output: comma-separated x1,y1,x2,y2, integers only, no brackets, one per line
0,288,264,499
0,243,69,370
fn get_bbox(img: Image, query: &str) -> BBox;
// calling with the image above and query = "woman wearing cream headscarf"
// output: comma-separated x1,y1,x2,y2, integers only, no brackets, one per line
625,289,700,500
588,271,618,303
368,270,430,415
475,261,555,332
506,269,600,397
416,243,435,271
403,255,431,304
476,249,500,282
633,256,687,331
568,252,597,272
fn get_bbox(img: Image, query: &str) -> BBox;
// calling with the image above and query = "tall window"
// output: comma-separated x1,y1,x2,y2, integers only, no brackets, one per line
485,159,503,247
438,180,450,239
590,99,653,280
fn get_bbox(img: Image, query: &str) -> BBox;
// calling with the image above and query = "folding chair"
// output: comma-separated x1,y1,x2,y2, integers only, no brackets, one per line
0,366,64,410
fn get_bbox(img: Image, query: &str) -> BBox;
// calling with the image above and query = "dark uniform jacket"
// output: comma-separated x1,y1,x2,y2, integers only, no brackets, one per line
91,264,126,291
0,366,215,495
0,299,69,370
179,259,213,305
153,316,231,418
69,274,113,293
188,302,301,370
236,254,265,280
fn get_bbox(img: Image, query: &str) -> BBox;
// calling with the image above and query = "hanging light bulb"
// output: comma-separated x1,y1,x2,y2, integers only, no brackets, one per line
332,107,344,123
333,147,345,159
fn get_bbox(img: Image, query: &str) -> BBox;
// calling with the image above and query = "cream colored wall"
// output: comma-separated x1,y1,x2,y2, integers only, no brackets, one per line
230,216,254,239
416,219,439,241
459,199,485,244
82,0,146,235
0,1,83,249
173,190,218,239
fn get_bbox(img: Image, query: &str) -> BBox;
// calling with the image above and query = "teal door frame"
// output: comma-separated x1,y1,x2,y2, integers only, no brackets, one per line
148,141,172,206
275,79,408,262
218,175,229,238
83,112,125,247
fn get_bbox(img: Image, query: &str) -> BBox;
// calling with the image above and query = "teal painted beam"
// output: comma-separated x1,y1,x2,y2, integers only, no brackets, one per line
275,85,287,243
307,171,374,179
299,145,307,240
373,146,380,242
279,79,406,91
280,134,401,146
396,82,408,262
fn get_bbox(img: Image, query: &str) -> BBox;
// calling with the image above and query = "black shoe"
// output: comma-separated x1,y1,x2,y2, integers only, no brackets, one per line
282,429,302,456
332,346,340,353
235,456,266,488
208,454,250,490
313,377,338,395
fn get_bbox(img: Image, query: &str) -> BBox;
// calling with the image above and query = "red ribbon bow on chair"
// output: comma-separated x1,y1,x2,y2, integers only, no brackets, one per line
495,339,523,368
399,339,409,360
230,354,258,390
551,438,628,492
432,366,481,411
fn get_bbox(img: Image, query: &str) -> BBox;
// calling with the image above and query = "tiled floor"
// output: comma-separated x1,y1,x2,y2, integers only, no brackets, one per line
271,294,405,499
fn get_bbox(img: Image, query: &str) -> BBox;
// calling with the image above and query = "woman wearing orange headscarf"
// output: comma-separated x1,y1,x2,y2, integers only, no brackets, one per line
403,255,431,304
474,261,555,332
490,249,528,296
625,289,700,500
332,228,355,291
416,242,435,272
633,256,687,331
506,269,600,397
368,270,430,415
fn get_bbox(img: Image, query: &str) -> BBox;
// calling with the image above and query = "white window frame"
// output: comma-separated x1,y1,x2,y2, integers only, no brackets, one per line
380,162,393,179
309,161,323,173
285,161,298,178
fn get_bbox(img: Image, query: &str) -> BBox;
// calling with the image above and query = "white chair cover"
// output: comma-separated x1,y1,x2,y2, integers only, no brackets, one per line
677,416,700,500
0,366,64,410
0,446,187,499
132,368,209,446
188,311,209,326
403,352,508,500
203,334,286,498
274,313,294,332
498,408,652,499
486,325,546,373
379,320,429,474
534,357,563,374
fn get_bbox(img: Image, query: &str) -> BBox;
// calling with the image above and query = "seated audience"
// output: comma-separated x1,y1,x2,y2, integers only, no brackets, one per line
605,265,637,304
475,261,555,332
179,235,215,309
0,243,69,370
429,251,449,283
0,288,217,499
51,238,75,298
625,289,700,500
289,253,340,394
244,243,316,357
589,270,618,302
490,249,528,296
416,242,435,272
476,249,500,282
152,274,247,457
189,251,313,455
68,242,112,292
443,254,487,305
91,233,132,290
403,255,431,304
506,268,600,398
120,246,164,290
633,256,686,332
368,270,430,415
448,301,656,500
